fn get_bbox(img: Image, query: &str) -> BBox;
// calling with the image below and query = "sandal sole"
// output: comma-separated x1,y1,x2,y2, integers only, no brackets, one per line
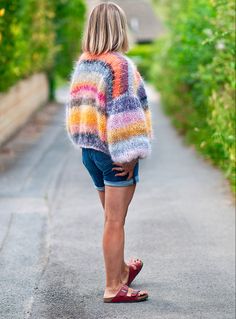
103,294,148,303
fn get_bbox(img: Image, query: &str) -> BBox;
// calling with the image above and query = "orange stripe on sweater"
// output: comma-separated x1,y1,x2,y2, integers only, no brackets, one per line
67,106,106,137
145,110,152,132
144,109,153,137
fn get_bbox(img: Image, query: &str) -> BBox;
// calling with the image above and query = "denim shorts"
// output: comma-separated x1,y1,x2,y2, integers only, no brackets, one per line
81,147,139,192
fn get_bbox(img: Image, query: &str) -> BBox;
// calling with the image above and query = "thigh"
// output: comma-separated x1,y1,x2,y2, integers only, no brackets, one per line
104,184,136,223
98,190,105,210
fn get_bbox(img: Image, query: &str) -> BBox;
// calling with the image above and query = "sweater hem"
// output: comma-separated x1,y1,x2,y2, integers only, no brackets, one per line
78,144,110,155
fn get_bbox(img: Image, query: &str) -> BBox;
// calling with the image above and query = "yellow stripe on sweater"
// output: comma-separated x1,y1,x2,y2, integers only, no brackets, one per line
144,109,152,135
107,121,147,143
67,106,106,134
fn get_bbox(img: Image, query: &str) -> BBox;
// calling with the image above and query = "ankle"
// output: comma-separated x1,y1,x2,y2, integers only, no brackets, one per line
121,263,129,274
105,280,122,291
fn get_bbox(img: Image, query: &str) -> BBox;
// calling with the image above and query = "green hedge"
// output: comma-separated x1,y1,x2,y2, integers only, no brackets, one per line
150,0,235,192
0,0,86,94
53,1,86,80
127,43,156,80
0,1,56,92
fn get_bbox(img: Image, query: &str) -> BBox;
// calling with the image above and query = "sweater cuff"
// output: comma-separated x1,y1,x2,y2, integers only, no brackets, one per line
108,136,152,163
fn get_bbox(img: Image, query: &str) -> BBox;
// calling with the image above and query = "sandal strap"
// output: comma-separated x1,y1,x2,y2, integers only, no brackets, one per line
126,260,143,286
118,284,129,297
117,285,140,297
129,264,137,270
107,284,147,302
131,289,140,297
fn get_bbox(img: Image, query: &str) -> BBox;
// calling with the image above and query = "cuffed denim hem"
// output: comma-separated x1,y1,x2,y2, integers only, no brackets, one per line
104,175,139,187
94,185,105,191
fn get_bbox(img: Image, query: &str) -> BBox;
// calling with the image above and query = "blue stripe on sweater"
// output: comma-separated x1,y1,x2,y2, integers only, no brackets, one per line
106,94,142,115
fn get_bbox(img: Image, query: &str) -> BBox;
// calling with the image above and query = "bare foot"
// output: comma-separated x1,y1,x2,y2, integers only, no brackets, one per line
128,258,142,269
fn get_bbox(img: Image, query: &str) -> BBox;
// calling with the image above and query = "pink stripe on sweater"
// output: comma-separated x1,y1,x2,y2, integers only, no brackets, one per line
107,110,145,130
71,85,106,104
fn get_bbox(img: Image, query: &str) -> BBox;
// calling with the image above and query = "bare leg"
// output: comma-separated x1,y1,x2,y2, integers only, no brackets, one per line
98,190,105,210
98,188,138,283
120,188,136,284
103,184,147,298
98,187,136,283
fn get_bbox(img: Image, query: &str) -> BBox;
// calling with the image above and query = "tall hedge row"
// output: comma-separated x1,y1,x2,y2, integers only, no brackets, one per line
150,0,235,191
53,1,86,80
0,0,86,93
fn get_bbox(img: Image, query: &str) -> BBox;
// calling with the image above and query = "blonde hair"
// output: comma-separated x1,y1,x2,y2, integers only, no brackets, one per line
82,2,129,55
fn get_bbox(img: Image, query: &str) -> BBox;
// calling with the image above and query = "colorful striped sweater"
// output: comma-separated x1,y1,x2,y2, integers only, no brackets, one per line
65,51,154,163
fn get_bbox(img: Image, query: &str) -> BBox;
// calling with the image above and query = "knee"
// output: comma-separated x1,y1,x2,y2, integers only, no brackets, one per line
104,217,125,229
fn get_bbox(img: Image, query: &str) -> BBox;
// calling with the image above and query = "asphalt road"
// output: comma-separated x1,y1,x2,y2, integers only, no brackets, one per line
0,86,235,319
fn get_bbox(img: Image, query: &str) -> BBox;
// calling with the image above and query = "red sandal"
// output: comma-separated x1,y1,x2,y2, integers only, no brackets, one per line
125,258,143,286
103,284,148,303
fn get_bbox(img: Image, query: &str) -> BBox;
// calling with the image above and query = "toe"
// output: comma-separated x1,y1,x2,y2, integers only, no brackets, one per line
139,290,148,296
135,258,142,264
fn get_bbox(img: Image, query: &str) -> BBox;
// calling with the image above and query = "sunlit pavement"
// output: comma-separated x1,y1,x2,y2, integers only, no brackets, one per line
0,85,235,319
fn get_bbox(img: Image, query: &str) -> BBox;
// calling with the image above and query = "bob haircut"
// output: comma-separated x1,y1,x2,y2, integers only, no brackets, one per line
82,2,129,55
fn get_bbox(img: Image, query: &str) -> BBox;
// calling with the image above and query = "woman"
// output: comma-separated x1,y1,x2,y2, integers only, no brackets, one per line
65,2,154,303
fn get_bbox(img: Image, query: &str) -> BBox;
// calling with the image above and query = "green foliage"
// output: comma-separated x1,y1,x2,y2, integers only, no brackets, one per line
53,0,86,80
150,0,235,192
0,0,86,93
0,1,56,92
127,43,156,80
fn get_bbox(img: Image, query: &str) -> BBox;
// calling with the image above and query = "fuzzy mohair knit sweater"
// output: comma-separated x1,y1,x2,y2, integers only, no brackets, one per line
65,50,154,163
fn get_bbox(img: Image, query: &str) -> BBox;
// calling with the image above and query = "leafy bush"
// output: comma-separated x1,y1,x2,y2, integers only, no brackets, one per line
150,0,235,192
127,43,156,80
53,0,86,80
0,1,56,92
0,0,86,94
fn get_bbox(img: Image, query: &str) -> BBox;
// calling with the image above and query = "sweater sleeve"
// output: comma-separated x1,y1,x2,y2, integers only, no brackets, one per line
136,70,154,141
64,61,78,147
106,58,154,163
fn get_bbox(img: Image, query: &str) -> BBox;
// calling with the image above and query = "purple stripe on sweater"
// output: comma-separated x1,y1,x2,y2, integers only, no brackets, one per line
121,59,129,94
107,109,145,130
70,97,106,111
71,132,109,154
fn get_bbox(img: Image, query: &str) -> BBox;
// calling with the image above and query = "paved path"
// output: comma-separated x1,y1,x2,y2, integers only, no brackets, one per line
0,86,235,319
